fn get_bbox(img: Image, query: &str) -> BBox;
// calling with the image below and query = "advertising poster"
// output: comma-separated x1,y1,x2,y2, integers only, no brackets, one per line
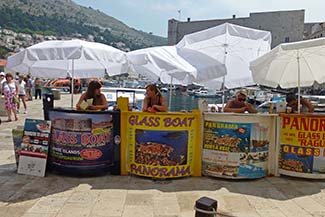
49,111,114,171
12,128,23,166
17,119,51,177
127,113,197,178
279,114,325,176
202,121,269,179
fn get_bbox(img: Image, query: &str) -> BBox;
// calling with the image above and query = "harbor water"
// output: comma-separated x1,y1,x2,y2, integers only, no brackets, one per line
162,91,224,112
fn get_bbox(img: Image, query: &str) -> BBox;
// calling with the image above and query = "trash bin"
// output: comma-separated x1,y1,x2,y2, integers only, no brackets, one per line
51,89,61,100
43,93,54,120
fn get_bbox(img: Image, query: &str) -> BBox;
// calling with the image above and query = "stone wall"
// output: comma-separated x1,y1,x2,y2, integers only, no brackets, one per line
168,9,305,48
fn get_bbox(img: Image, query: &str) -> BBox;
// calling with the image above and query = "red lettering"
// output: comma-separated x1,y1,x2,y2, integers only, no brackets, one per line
282,116,291,128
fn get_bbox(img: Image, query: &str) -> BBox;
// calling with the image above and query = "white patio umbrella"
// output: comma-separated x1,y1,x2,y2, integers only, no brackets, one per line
250,37,325,113
176,23,271,109
127,46,226,84
7,39,128,106
127,46,226,109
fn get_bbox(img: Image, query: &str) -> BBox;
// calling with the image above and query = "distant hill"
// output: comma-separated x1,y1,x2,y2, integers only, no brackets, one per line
0,0,167,50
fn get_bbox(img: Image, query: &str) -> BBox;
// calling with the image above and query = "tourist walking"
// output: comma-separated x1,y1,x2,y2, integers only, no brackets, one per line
17,75,27,114
1,73,18,121
0,72,5,95
25,75,33,101
34,77,42,99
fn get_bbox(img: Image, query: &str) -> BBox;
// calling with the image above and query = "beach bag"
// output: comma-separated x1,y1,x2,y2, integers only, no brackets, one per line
6,81,19,105
12,95,19,104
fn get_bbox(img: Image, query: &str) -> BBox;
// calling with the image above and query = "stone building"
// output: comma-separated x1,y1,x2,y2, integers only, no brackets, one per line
168,9,305,48
304,22,325,39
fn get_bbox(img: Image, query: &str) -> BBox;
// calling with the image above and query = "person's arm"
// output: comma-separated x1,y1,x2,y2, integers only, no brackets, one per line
246,103,258,113
88,94,108,110
142,97,149,112
76,93,86,110
302,98,314,113
152,96,167,112
15,81,19,96
224,101,246,113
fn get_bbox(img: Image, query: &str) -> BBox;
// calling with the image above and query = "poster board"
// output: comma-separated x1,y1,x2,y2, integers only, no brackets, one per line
17,119,51,177
279,114,325,178
12,127,24,166
48,110,114,175
125,112,200,179
202,113,277,179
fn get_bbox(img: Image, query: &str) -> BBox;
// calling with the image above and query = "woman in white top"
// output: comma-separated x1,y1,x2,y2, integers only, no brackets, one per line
17,75,27,114
1,73,18,121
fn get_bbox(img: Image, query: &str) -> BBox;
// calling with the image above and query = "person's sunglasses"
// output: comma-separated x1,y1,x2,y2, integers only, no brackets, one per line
238,98,246,102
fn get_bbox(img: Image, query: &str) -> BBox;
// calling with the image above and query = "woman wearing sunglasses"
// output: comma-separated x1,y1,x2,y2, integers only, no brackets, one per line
224,89,257,113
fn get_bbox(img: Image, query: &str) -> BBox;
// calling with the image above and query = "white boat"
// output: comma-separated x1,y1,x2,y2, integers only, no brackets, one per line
160,87,169,92
302,95,325,112
101,87,146,110
194,89,217,98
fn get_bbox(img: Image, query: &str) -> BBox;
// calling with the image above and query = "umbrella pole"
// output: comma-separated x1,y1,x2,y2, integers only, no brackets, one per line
169,77,173,111
71,59,74,108
221,46,227,112
221,76,225,112
297,50,301,114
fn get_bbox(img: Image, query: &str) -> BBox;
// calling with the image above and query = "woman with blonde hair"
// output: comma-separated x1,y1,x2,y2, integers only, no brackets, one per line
1,73,19,121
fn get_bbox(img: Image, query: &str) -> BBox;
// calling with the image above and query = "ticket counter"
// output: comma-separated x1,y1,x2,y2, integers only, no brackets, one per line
279,113,325,179
202,112,278,179
48,108,120,176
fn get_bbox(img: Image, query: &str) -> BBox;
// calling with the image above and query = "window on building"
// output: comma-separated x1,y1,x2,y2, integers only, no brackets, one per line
321,33,323,37
285,37,290,42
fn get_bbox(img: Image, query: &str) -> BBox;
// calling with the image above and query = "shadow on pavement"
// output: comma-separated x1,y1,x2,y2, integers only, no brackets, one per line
1,162,325,204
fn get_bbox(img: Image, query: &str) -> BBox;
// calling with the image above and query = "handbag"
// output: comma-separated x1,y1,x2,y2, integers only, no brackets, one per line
12,95,19,104
6,81,19,104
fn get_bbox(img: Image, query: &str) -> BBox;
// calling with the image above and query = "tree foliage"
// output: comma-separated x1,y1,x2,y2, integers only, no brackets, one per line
0,7,152,50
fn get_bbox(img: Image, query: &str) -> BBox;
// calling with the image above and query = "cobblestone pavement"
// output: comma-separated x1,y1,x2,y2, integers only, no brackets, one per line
1,94,325,217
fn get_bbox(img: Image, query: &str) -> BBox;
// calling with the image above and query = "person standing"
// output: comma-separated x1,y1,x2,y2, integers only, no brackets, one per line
17,75,27,114
25,75,33,101
34,77,42,99
0,72,5,95
1,73,18,121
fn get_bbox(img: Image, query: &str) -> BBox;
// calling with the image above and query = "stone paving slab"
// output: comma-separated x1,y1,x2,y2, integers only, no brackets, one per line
1,94,325,217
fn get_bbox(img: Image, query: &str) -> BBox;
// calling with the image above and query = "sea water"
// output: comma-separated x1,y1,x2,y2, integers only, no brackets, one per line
162,91,222,112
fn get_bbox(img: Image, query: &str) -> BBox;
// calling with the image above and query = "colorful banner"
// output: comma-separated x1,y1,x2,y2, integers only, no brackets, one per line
202,121,269,179
17,119,51,177
49,111,114,171
12,128,23,165
279,114,325,175
126,113,198,178
20,119,51,158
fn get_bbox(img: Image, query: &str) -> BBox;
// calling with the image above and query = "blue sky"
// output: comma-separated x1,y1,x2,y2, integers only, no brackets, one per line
74,0,324,37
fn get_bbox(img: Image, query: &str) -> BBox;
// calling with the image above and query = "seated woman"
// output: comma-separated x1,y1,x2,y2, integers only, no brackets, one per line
76,80,108,111
142,84,167,112
286,94,314,113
